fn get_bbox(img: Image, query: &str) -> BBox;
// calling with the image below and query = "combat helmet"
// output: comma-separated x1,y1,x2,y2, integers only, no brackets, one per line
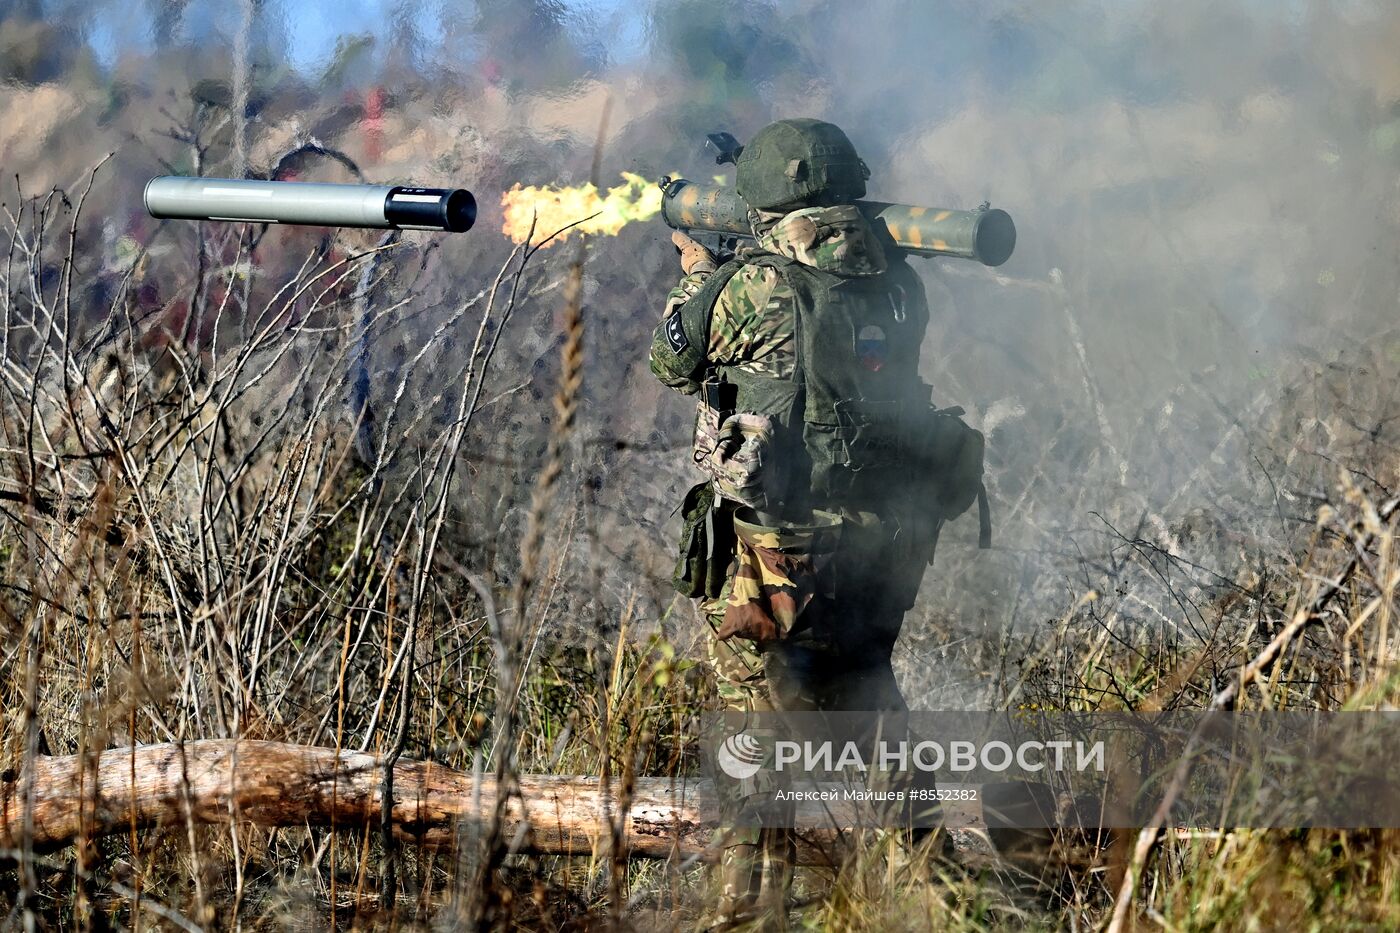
735,118,870,211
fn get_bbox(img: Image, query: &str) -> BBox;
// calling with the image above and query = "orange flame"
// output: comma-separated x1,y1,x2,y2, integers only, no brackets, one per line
500,172,663,247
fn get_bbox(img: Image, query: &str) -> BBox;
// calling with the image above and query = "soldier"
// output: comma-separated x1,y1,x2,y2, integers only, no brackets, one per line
650,118,986,922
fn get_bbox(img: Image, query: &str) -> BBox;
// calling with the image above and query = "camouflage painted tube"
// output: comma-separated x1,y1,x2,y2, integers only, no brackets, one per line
659,178,1015,267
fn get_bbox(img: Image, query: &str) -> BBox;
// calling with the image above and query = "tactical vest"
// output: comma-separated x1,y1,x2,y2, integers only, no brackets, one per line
682,250,931,517
665,241,991,610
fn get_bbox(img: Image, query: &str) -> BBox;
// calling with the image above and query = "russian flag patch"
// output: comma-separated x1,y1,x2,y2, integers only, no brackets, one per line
857,325,887,371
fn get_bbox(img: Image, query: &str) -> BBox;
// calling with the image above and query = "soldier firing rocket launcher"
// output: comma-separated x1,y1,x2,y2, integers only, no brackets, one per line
657,130,1016,267
144,131,1013,268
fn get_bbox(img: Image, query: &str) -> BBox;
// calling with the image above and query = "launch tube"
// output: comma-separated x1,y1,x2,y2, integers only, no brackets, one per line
659,178,1015,267
144,177,477,233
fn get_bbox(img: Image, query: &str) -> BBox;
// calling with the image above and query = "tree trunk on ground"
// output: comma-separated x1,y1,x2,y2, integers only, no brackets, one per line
0,740,735,862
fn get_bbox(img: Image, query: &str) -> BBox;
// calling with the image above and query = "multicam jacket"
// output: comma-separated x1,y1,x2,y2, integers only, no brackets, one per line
649,259,796,392
648,204,889,393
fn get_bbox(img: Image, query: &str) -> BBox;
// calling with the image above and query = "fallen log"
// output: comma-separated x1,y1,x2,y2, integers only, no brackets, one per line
0,741,1073,868
0,740,720,861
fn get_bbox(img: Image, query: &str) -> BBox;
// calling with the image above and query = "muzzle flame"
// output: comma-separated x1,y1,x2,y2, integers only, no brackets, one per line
500,172,663,247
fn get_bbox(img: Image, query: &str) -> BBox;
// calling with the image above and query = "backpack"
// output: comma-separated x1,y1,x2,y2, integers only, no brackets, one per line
671,251,991,545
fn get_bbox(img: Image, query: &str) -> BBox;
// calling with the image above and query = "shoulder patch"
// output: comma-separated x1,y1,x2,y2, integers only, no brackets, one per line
664,312,689,354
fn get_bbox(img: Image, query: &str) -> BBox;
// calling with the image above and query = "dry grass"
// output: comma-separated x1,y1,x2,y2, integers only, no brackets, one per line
0,113,1398,933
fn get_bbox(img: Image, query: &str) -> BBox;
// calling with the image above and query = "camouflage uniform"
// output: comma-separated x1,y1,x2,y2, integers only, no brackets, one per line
651,205,931,922
652,203,919,702
650,115,973,922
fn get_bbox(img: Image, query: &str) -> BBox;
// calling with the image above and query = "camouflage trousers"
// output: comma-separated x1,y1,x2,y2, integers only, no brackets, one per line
698,527,794,927
704,508,917,714
699,508,920,924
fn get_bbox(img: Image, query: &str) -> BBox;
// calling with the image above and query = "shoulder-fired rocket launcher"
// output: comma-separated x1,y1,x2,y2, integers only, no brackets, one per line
143,176,477,232
658,130,1015,266
657,176,1015,267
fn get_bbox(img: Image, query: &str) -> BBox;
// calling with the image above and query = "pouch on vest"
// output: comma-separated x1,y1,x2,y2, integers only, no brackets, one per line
695,407,778,512
672,481,736,599
912,405,991,547
690,382,732,470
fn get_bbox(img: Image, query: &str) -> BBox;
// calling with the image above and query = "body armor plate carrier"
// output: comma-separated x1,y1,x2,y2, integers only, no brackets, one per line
671,248,991,549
